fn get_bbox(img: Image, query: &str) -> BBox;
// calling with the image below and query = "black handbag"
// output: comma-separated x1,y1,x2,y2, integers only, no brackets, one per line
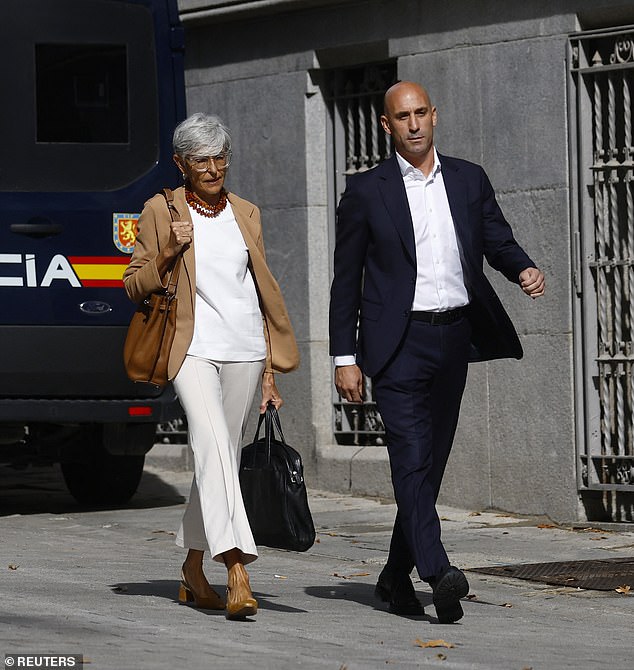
239,406,315,552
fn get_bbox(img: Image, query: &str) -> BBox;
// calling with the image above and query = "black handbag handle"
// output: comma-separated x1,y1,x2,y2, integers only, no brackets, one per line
251,404,287,464
244,405,304,485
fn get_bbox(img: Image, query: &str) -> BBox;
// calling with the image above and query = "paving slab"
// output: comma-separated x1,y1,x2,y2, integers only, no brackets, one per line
1,464,633,670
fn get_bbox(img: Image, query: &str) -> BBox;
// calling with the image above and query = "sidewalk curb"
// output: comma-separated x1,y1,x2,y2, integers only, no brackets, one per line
146,443,193,471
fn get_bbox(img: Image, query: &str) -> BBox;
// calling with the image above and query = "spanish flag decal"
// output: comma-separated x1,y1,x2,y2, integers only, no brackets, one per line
68,256,129,287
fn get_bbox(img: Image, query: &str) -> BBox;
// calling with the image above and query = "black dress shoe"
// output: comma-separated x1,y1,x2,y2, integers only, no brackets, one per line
429,566,469,624
375,567,424,615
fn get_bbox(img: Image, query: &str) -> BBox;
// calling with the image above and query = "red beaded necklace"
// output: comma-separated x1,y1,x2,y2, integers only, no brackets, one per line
185,189,228,218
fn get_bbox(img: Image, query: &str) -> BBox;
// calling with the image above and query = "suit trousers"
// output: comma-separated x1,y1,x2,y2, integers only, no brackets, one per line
372,316,471,581
173,355,264,564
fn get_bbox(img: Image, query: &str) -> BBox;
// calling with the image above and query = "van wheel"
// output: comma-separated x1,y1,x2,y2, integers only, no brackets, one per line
61,446,145,506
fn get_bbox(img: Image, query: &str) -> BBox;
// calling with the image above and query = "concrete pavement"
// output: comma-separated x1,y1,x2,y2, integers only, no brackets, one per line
1,463,633,670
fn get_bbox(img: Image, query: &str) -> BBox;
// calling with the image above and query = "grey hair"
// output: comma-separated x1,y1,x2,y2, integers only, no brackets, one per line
172,112,232,158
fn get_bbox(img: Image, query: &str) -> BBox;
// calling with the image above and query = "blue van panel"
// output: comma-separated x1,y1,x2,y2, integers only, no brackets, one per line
0,0,185,417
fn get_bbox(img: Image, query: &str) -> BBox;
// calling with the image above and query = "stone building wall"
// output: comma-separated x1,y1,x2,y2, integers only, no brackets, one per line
177,0,634,521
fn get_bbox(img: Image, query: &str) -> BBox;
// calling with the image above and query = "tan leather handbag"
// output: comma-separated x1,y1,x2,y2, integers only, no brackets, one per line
123,188,182,387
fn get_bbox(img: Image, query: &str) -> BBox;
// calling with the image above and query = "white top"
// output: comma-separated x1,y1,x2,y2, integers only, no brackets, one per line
186,203,267,362
397,150,469,311
334,149,469,367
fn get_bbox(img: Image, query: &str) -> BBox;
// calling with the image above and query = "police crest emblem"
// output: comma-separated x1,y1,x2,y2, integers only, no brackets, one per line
113,213,140,254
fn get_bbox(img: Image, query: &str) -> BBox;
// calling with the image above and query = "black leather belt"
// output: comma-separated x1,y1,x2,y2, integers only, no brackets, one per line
410,307,466,325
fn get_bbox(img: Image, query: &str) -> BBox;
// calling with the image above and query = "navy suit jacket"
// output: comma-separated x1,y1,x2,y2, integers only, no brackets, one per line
329,153,535,378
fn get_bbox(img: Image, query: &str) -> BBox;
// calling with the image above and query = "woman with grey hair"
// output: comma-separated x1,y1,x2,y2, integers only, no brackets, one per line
124,112,299,620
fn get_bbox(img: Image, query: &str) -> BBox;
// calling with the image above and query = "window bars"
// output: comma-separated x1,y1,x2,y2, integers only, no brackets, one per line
325,63,395,175
570,28,634,490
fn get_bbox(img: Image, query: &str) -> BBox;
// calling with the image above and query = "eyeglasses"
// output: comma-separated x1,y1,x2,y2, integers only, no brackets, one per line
185,154,231,172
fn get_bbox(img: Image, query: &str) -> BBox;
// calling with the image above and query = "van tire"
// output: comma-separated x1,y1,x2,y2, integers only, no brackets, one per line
61,446,145,506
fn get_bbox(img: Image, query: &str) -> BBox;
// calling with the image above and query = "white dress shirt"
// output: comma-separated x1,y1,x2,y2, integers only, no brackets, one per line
398,150,469,311
334,149,469,367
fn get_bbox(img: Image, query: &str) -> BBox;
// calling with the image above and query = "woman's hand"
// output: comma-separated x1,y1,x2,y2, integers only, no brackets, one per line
156,220,192,280
168,219,193,253
260,372,282,413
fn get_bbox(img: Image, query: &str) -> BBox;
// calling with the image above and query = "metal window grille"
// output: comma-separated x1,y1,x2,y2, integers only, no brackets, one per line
324,62,396,445
156,417,188,445
326,65,395,174
570,28,634,490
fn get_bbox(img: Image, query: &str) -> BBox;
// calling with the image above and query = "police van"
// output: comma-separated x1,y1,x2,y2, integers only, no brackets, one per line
0,0,186,504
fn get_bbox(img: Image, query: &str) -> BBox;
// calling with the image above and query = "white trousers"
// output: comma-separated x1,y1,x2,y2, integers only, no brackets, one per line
173,355,264,564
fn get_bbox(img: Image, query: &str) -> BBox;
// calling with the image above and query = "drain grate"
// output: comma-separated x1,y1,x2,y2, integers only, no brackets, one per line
468,556,634,591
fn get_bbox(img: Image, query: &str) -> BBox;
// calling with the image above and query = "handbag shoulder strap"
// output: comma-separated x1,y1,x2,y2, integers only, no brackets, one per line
161,188,184,295
162,187,180,221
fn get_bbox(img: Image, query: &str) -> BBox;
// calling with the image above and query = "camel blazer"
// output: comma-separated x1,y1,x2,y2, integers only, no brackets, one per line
123,187,299,380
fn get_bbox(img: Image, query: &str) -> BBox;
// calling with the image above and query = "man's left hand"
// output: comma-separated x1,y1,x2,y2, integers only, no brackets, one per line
519,267,545,298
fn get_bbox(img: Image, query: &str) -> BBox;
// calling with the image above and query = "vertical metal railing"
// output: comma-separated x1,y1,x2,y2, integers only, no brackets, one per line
156,417,188,445
334,65,393,175
571,29,634,490
324,62,395,446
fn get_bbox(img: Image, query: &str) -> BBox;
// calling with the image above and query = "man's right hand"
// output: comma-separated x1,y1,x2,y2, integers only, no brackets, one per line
335,364,364,403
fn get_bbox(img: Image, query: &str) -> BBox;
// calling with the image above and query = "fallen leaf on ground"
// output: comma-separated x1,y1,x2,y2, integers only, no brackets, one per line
468,511,481,517
315,538,321,543
500,602,513,608
537,524,557,529
436,653,447,660
572,526,612,534
332,572,370,579
590,536,607,540
615,585,631,594
8,564,19,570
413,639,455,649
466,593,477,600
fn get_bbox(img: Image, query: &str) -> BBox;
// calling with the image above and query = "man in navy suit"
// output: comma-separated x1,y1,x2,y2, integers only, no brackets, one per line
329,81,545,623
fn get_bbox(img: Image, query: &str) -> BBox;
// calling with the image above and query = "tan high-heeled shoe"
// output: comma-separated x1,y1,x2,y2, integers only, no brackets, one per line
225,585,258,620
178,570,225,610
225,564,258,620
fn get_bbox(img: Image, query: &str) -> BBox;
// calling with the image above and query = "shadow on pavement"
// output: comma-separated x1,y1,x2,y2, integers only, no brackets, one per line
305,582,434,621
110,580,308,614
0,463,185,516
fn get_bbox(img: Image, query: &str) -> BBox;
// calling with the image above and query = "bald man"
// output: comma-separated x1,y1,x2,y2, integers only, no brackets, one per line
329,82,544,623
